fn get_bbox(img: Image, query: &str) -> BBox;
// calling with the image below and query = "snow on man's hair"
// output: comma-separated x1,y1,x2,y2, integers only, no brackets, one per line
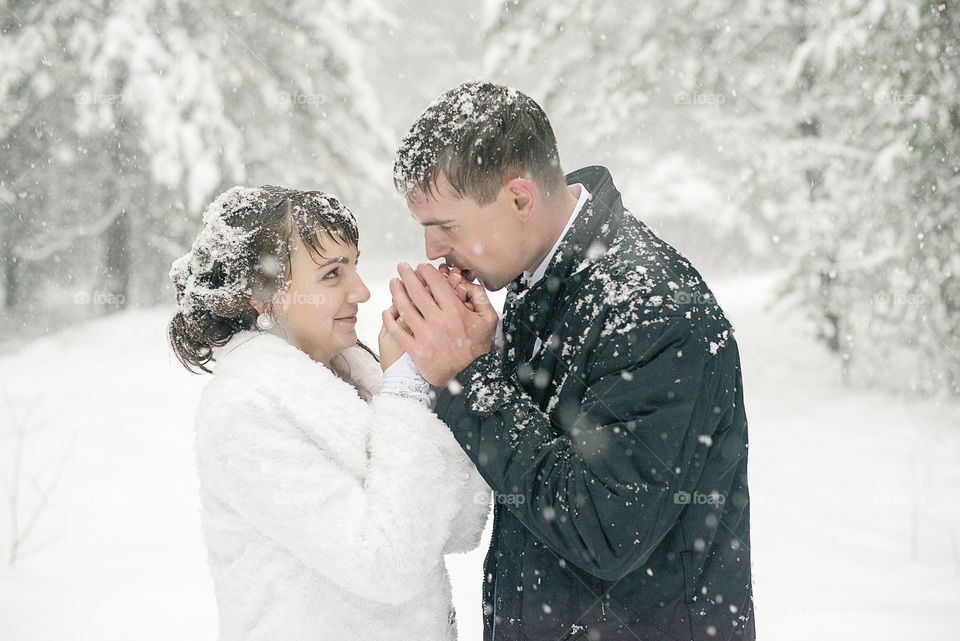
393,81,565,206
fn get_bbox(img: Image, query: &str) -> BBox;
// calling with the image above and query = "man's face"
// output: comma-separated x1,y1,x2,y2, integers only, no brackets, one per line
407,174,529,291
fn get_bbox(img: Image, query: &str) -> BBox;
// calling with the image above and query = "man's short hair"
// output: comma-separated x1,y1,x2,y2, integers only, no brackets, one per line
393,82,565,205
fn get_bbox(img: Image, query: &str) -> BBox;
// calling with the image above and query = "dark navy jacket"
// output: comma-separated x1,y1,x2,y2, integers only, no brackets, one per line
435,166,755,640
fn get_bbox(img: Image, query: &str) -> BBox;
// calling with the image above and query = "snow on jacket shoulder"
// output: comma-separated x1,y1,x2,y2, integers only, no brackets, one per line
193,330,490,641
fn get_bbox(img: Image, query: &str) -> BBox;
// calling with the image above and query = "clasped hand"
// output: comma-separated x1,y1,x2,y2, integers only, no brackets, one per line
379,263,498,388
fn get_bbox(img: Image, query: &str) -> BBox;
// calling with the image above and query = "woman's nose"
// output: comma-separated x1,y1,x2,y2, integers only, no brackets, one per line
348,272,371,304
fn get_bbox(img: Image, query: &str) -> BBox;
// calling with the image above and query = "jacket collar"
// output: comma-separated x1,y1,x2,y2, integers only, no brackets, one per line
500,166,625,369
209,330,381,479
507,165,623,299
505,166,623,315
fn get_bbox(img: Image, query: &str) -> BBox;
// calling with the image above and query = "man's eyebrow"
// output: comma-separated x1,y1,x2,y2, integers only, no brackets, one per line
411,214,455,227
317,256,349,267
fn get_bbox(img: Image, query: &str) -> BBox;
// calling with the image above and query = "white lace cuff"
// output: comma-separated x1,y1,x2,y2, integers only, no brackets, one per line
380,352,432,408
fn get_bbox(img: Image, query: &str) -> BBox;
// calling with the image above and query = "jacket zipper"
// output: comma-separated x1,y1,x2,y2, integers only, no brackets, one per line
487,502,501,640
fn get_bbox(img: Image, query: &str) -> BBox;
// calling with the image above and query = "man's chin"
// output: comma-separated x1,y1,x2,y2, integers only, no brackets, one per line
478,276,509,292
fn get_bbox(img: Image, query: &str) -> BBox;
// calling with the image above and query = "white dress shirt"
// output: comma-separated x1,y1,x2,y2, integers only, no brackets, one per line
521,183,591,290
380,352,432,407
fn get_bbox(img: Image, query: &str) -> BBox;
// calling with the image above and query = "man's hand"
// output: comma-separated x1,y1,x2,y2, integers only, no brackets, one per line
383,262,498,388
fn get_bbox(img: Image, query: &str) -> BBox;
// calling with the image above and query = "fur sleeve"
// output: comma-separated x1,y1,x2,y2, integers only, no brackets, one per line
196,381,471,605
442,462,491,555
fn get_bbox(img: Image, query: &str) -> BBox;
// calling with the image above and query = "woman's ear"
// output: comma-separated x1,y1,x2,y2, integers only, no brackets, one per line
249,298,264,315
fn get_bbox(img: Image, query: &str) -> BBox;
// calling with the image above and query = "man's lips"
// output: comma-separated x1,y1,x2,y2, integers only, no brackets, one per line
335,314,357,323
444,262,476,283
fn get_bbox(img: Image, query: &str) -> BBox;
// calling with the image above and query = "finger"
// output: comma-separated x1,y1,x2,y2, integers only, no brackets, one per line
460,280,498,320
442,270,465,303
390,304,412,333
451,278,469,304
382,308,417,353
397,262,440,317
416,263,462,310
389,277,428,335
383,304,401,327
385,303,413,333
455,283,477,311
382,306,409,335
439,271,467,305
458,267,477,284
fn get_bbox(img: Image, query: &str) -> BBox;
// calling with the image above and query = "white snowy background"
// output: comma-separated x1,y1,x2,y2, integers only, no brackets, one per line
2,0,959,639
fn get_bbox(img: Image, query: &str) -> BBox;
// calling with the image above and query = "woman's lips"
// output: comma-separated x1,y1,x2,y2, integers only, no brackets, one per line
335,315,357,324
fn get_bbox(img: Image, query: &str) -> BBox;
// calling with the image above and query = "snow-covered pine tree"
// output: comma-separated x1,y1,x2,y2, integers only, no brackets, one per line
766,0,960,396
484,0,960,396
0,0,392,323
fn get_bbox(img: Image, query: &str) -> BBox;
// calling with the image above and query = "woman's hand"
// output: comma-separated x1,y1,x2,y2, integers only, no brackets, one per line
378,305,407,371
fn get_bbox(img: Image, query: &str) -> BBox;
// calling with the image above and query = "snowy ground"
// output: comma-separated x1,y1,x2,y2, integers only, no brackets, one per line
1,268,958,640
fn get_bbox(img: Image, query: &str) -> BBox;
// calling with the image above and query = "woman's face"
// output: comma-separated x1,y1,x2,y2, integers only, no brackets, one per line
271,231,370,366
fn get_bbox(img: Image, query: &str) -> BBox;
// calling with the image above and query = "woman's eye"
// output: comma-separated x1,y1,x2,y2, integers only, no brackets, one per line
439,225,453,233
322,268,339,280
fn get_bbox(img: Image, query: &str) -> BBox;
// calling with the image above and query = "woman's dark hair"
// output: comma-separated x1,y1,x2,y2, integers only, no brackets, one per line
168,185,378,376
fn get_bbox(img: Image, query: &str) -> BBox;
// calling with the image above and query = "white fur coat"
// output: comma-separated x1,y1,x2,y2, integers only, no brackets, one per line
193,330,491,641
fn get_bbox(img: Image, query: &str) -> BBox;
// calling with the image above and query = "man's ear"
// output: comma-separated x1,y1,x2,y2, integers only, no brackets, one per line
504,177,537,222
249,298,264,315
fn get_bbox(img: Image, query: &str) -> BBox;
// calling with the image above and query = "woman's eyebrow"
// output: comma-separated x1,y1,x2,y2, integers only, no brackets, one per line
317,252,362,268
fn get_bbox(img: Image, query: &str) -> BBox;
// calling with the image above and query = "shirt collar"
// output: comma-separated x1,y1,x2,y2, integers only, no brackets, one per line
521,183,591,289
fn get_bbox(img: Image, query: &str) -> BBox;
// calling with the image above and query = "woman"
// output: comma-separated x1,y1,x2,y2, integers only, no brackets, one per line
167,185,490,640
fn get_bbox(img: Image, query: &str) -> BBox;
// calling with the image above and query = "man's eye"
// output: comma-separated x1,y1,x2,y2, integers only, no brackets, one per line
322,268,339,280
439,225,453,232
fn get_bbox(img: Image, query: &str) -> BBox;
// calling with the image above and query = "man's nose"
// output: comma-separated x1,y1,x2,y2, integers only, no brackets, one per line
424,228,450,261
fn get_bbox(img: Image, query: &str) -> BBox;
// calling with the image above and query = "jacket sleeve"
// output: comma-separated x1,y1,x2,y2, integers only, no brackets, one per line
196,386,472,605
434,314,723,581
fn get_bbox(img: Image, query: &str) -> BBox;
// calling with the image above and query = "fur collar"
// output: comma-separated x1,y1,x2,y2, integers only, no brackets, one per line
209,330,382,479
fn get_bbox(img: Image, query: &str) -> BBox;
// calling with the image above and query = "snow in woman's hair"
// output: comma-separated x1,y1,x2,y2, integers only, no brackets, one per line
167,185,365,374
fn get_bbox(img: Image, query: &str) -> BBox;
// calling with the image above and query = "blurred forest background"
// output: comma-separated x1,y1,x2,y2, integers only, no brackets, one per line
1,0,958,398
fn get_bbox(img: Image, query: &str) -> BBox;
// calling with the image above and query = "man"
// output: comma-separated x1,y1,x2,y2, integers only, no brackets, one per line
383,81,755,640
